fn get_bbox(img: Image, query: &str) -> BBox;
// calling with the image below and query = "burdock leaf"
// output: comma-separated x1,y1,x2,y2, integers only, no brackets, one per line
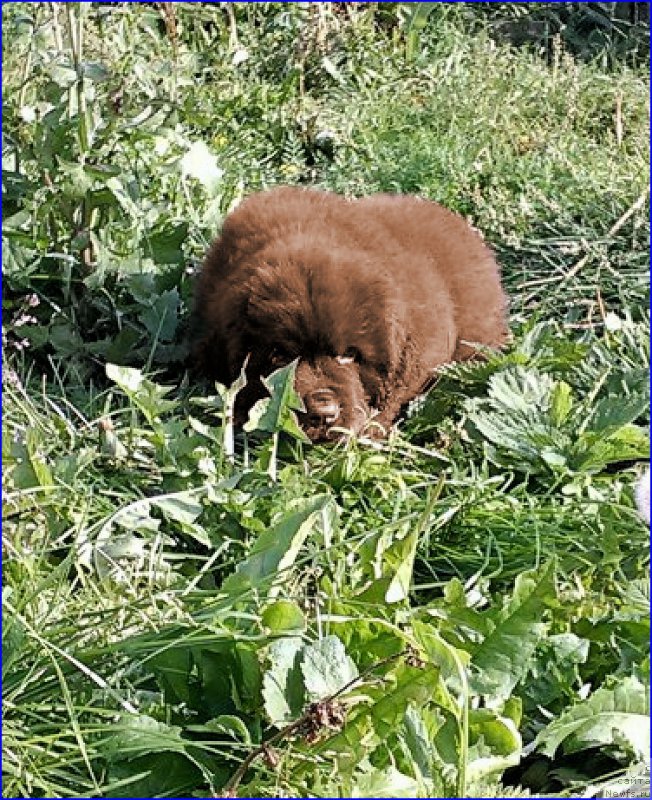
534,675,649,760
262,637,306,726
301,635,358,700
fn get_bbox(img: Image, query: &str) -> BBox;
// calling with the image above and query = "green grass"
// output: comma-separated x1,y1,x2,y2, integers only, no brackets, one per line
2,3,650,798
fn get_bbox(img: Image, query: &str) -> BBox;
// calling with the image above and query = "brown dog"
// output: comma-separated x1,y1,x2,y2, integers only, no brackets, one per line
191,187,508,441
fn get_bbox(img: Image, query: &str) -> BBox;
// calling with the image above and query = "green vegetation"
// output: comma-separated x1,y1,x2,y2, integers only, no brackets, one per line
2,3,649,797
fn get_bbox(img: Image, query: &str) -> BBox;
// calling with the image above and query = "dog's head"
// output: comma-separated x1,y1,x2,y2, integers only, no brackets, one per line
207,241,406,442
293,354,375,442
237,349,379,442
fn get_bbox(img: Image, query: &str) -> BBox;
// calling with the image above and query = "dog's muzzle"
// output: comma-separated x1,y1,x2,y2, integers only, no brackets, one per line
304,389,341,428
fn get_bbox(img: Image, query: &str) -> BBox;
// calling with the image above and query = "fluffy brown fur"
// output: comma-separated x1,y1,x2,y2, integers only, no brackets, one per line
191,186,508,441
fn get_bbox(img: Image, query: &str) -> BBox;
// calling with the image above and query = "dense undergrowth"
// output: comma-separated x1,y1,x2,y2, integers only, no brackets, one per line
2,3,650,798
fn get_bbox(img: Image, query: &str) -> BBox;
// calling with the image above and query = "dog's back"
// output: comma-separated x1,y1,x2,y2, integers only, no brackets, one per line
204,187,353,277
354,194,508,357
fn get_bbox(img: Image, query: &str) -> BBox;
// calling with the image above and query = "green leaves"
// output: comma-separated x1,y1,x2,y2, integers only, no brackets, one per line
104,714,209,798
262,600,306,634
221,494,335,599
534,676,650,761
467,707,522,783
262,635,358,727
348,765,420,797
3,4,650,799
244,361,309,442
106,363,176,424
356,526,420,605
470,562,556,700
302,636,359,701
465,357,649,477
263,638,305,726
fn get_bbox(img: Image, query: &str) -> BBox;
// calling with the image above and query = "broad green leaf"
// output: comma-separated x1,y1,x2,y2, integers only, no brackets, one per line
149,648,193,704
432,712,462,779
106,363,176,423
572,424,649,472
550,381,573,426
221,494,334,598
356,527,419,604
619,578,651,616
244,361,308,441
521,633,589,712
187,715,251,744
150,492,203,526
385,528,419,603
25,429,53,487
315,664,441,766
534,675,650,760
470,562,556,700
301,635,358,700
466,708,522,783
468,708,521,756
195,648,233,717
370,664,441,741
104,714,193,761
144,221,188,265
262,600,306,633
138,289,180,342
102,327,142,364
262,637,305,726
413,619,472,681
585,392,649,436
400,704,433,780
234,643,263,712
325,614,406,671
487,367,556,415
349,765,420,797
412,621,470,711
106,752,203,798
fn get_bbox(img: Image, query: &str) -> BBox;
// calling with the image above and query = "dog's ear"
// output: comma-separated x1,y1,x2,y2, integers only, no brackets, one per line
362,293,407,376
335,296,408,411
367,326,402,378
320,266,407,381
